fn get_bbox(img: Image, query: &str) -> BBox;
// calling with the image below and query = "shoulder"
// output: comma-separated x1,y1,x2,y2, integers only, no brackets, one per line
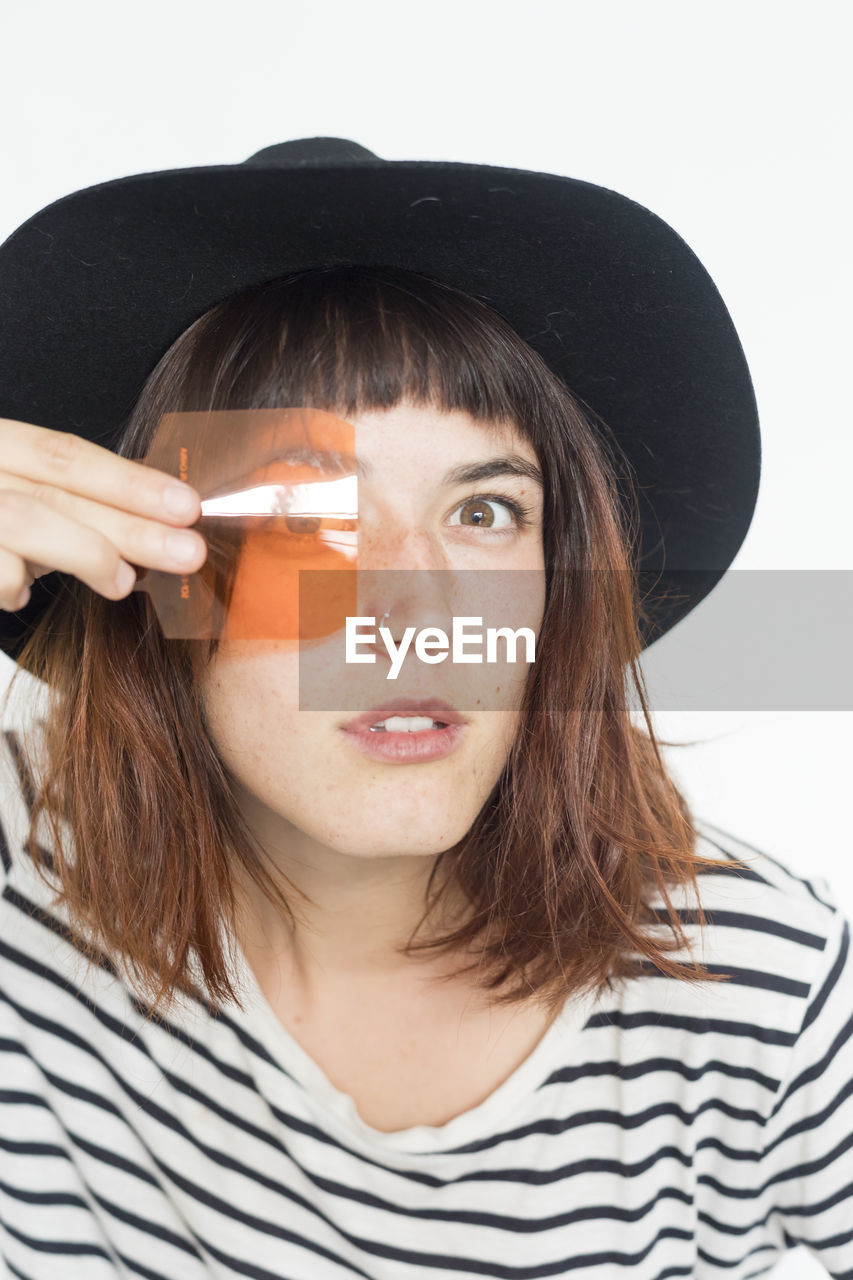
688,816,844,1007
695,816,850,1057
693,816,840,919
627,817,849,1088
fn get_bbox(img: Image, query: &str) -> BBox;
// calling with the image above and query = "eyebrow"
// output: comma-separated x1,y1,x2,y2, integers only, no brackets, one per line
437,455,543,489
249,448,544,489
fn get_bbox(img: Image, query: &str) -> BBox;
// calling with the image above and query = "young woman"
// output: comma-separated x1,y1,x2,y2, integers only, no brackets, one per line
0,139,849,1280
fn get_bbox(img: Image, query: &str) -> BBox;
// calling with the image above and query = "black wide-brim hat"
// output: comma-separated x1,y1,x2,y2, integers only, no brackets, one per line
0,136,760,671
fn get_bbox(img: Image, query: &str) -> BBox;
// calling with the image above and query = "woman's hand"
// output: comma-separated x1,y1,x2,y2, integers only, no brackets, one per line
0,417,207,613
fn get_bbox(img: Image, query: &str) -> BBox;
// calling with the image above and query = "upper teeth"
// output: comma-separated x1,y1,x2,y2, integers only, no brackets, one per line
369,715,444,733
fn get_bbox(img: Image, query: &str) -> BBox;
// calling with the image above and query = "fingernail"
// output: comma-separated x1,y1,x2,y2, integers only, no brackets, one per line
115,562,136,594
163,483,197,517
166,531,201,563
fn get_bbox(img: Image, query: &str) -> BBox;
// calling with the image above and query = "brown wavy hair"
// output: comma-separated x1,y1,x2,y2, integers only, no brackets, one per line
2,264,747,1021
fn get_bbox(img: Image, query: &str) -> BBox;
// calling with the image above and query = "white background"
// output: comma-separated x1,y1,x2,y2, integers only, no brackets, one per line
0,6,850,1270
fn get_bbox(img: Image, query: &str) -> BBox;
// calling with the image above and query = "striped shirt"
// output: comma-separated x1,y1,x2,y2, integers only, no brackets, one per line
1,717,852,1280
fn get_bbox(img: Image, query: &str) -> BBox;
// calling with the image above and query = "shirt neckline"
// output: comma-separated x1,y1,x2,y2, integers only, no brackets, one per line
228,935,600,1157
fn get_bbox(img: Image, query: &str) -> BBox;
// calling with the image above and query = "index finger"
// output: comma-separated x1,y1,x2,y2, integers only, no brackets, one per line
0,417,201,522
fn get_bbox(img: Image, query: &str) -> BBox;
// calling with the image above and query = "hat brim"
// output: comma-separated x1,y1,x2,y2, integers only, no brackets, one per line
0,157,760,669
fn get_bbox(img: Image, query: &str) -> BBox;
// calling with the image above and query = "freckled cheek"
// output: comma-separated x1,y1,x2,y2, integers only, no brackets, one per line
198,655,303,758
474,710,521,766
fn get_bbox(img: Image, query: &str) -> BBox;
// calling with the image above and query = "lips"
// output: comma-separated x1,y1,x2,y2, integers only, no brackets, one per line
339,697,468,732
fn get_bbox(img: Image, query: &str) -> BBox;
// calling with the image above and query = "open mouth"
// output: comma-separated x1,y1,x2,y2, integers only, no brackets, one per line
339,697,467,734
338,700,467,764
367,715,449,733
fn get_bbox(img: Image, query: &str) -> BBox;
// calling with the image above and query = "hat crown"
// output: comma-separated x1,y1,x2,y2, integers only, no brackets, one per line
241,137,382,167
0,133,761,669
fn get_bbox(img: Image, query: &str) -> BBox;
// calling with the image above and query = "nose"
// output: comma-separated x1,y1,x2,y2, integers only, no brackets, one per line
356,513,452,633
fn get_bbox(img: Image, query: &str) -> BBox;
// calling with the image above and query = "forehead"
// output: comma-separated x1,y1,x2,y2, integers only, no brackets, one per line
346,403,535,459
341,408,543,496
234,404,542,489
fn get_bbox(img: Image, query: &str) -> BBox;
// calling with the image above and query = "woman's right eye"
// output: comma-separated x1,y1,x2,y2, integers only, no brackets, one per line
284,515,323,535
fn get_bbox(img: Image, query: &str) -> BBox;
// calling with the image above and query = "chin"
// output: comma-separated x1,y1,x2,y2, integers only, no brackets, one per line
320,811,478,860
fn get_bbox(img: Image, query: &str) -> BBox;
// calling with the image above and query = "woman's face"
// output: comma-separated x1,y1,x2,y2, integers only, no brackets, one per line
198,401,546,861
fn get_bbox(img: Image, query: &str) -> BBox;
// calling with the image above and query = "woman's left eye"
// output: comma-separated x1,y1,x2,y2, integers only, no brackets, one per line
448,496,526,530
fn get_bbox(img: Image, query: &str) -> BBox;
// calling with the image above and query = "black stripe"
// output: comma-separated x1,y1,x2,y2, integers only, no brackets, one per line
647,905,830,951
0,1176,89,1209
0,728,55,878
763,1124,853,1187
542,1054,781,1095
711,823,838,904
2,1219,114,1261
697,821,837,913
741,1262,778,1280
2,1256,37,1280
1,728,37,813
801,917,849,1037
692,858,774,887
114,1251,178,1280
692,1186,790,1235
0,809,11,877
0,1090,52,1107
586,1007,799,1048
87,1185,205,1260
631,959,812,998
697,1240,780,1272
768,1184,853,1233
768,918,851,1122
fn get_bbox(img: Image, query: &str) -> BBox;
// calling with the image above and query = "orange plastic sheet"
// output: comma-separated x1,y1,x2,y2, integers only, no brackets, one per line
132,408,358,643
